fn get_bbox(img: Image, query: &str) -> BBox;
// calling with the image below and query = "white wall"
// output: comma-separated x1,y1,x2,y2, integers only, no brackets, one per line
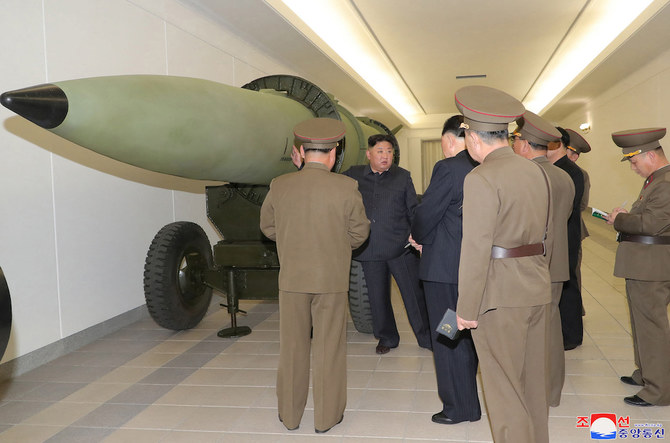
557,47,670,214
0,0,300,364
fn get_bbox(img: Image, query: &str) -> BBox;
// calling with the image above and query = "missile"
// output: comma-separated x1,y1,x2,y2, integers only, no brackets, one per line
1,75,395,185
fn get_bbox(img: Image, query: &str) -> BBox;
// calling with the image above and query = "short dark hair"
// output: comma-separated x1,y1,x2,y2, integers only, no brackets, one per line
469,129,509,144
302,146,335,153
528,140,547,151
442,115,465,137
556,126,570,147
368,133,396,148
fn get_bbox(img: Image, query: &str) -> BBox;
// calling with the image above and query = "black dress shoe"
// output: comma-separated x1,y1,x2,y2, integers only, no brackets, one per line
315,415,343,433
620,375,643,386
564,342,581,350
624,395,653,406
376,344,391,354
431,412,467,425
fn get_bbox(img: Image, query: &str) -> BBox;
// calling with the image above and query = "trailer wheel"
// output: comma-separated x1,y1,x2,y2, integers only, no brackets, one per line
348,260,373,334
144,222,213,330
0,267,12,360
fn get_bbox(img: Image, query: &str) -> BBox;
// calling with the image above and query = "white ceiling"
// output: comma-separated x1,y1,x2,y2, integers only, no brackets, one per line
179,0,670,129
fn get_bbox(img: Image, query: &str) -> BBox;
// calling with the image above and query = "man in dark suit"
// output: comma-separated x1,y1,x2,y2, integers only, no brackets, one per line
410,115,481,425
565,129,591,313
606,127,670,407
455,86,553,443
547,127,585,350
343,134,431,354
260,118,370,433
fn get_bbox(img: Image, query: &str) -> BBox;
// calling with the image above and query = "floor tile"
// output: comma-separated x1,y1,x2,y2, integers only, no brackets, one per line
14,382,87,402
355,388,416,411
0,424,64,442
71,403,148,428
120,404,192,430
102,428,170,442
44,426,114,442
173,406,247,432
0,400,54,425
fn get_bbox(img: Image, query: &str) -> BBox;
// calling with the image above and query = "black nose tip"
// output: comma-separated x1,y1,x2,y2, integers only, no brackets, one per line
1,84,68,129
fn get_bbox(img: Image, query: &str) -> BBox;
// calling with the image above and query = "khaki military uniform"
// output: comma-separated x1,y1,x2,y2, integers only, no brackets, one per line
534,156,574,407
613,164,670,406
260,162,370,430
458,147,553,443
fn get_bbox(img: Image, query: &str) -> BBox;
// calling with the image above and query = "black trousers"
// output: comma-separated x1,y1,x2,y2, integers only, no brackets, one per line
559,245,583,347
359,251,431,348
424,281,481,421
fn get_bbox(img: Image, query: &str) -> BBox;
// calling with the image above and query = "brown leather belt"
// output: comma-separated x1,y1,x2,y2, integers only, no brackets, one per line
618,233,670,245
491,242,545,259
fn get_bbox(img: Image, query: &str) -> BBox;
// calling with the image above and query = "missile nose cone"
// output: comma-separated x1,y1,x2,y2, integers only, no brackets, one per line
1,84,68,129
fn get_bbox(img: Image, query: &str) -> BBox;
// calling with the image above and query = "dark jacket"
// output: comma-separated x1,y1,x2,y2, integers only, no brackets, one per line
411,149,477,283
554,155,584,267
343,164,417,261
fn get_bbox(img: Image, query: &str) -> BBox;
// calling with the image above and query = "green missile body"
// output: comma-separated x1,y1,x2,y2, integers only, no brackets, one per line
1,75,395,184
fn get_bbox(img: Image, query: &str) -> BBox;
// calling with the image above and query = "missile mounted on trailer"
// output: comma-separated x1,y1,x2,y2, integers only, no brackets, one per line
1,74,401,336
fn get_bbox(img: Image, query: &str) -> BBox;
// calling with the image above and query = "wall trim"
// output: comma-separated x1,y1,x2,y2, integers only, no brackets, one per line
0,305,149,382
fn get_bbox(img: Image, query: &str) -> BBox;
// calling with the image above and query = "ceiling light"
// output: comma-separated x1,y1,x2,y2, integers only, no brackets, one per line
265,0,423,125
524,0,659,114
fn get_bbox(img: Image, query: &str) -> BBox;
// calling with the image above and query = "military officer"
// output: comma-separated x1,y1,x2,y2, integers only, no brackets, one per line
511,111,574,408
455,86,553,443
547,128,585,349
260,117,370,432
606,127,670,407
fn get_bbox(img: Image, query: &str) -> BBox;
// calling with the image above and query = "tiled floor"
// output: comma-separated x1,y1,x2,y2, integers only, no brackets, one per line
0,217,668,442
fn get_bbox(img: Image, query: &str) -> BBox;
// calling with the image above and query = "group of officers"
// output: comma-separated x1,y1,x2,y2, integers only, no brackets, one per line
259,85,670,441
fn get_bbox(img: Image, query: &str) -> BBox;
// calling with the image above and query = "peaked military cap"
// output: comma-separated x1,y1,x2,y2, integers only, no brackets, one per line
293,117,346,150
454,86,525,132
612,127,666,161
513,111,561,146
565,129,591,154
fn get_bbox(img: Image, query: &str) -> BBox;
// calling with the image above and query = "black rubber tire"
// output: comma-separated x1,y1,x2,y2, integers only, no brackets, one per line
348,260,373,334
144,222,213,330
0,267,11,360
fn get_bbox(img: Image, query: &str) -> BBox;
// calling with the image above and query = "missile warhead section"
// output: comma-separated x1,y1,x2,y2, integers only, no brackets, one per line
1,75,398,185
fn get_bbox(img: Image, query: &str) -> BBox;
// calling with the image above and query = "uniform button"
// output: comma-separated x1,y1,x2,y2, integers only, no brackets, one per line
371,219,376,223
